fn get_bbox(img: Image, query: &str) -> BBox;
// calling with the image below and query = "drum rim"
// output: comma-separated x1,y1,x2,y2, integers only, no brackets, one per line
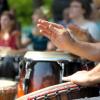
0,79,17,89
24,51,74,62
16,82,79,100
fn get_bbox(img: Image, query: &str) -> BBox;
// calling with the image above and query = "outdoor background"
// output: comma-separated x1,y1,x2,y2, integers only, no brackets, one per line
8,0,53,26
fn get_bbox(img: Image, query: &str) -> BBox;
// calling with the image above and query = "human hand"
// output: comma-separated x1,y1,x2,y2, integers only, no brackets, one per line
62,70,95,86
68,24,95,42
37,19,75,51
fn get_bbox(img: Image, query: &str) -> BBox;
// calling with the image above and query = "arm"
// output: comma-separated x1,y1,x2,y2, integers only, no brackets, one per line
62,63,100,86
37,19,100,62
65,40,100,62
88,63,100,84
15,31,31,48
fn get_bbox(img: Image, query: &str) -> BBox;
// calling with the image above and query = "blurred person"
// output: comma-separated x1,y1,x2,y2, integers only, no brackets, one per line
69,0,100,40
91,0,100,37
9,8,21,31
58,7,73,28
37,19,100,87
0,11,22,50
0,11,26,80
22,7,49,51
52,0,71,22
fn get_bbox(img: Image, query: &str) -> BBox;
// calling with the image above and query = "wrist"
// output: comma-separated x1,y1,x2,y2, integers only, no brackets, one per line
87,70,98,84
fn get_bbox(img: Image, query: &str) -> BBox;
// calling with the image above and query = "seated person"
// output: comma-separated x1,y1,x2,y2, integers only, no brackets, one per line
22,7,49,51
0,11,25,80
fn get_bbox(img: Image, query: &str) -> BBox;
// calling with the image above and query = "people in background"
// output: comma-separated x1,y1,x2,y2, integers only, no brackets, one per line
22,7,49,51
91,0,100,36
0,11,26,80
69,0,100,40
52,0,71,22
58,7,73,28
0,11,21,49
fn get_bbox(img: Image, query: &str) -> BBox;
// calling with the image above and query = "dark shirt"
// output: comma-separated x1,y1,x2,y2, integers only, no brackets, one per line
28,33,49,51
52,0,71,22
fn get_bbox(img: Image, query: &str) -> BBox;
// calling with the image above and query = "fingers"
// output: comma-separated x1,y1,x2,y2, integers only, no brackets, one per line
38,19,64,29
68,24,80,34
37,24,51,39
62,76,71,82
38,19,49,27
49,22,64,29
68,24,87,35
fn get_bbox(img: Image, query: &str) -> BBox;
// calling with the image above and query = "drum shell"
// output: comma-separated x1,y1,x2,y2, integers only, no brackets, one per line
28,61,61,92
17,61,61,97
0,80,17,100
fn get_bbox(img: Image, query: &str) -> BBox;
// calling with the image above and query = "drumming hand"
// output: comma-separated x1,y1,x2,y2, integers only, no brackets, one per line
37,19,75,51
38,19,64,30
68,24,95,42
62,70,95,86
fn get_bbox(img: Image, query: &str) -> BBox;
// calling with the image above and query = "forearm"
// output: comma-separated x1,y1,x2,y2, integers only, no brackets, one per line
88,63,100,84
64,40,100,61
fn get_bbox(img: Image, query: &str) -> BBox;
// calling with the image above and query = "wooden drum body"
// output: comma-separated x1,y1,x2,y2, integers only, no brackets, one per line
0,80,17,100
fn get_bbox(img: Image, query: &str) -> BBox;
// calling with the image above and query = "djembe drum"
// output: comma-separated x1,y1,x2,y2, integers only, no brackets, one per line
0,80,17,100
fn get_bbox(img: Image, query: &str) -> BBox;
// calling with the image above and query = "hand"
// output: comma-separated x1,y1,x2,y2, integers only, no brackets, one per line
37,19,75,51
68,24,95,42
62,70,95,86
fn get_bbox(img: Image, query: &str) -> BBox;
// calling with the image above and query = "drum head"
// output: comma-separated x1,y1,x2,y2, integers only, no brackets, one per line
0,80,16,89
24,51,74,62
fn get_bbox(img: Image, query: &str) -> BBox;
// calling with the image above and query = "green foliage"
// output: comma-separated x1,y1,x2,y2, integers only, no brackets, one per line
44,0,53,9
8,0,53,26
9,0,33,26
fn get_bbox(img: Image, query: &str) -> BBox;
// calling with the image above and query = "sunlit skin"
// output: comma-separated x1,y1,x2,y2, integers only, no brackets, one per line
37,19,100,86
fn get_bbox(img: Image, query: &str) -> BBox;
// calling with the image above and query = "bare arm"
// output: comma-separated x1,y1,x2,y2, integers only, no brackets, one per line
62,63,100,86
66,40,100,62
37,19,100,62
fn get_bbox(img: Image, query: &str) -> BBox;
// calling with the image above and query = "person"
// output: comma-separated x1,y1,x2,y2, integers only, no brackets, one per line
52,0,71,22
0,11,26,53
37,19,100,87
58,7,73,28
22,8,49,51
69,0,100,40
91,0,100,35
0,11,26,80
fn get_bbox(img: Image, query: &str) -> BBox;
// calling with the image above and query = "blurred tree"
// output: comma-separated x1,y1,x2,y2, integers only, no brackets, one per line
8,0,33,26
8,0,52,26
33,0,43,8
